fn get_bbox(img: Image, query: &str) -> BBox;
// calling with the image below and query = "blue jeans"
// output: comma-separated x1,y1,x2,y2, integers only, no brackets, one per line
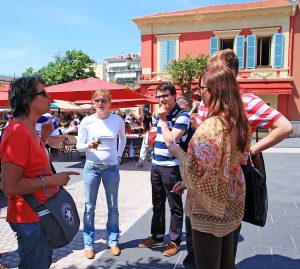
10,222,53,269
83,163,120,249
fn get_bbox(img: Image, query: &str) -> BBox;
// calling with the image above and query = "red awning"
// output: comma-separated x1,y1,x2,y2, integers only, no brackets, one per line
238,81,293,94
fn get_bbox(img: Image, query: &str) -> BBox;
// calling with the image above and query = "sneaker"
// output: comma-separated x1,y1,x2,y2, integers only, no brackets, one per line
163,242,180,257
110,245,121,256
84,249,95,259
138,237,163,248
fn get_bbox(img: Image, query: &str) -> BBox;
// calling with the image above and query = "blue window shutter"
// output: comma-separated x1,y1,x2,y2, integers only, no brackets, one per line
160,41,168,71
246,35,256,69
274,33,284,68
210,37,219,57
235,36,245,69
167,40,176,62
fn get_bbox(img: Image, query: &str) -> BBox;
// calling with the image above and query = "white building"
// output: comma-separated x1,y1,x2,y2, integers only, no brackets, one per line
105,53,142,85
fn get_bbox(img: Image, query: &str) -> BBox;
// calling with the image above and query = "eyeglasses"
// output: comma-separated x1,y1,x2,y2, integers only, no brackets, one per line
199,86,209,91
155,93,172,100
94,98,110,103
34,90,48,98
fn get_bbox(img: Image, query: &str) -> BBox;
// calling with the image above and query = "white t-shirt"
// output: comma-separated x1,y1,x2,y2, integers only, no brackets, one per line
76,113,126,165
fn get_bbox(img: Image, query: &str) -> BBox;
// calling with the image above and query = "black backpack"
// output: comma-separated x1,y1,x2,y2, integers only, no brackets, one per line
174,110,196,152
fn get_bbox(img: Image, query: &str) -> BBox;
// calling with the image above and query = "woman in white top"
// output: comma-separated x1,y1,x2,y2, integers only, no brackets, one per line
76,89,126,259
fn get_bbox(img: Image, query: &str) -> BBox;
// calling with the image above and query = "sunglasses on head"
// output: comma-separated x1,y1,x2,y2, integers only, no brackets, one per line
94,98,110,103
34,90,48,98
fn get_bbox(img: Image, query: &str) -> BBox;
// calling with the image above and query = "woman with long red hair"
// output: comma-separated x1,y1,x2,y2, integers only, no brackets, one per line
166,66,251,269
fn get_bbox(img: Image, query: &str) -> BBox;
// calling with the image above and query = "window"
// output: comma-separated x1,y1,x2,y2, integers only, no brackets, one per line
257,37,271,67
220,39,234,50
160,40,176,71
156,34,180,72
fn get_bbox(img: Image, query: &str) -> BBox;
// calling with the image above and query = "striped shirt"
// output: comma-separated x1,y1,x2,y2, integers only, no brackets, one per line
195,93,282,131
152,104,190,167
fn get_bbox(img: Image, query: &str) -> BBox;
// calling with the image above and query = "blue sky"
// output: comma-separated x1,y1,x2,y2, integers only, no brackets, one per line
0,0,254,76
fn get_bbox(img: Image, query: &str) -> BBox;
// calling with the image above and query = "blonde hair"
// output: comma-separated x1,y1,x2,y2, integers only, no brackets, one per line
92,89,111,100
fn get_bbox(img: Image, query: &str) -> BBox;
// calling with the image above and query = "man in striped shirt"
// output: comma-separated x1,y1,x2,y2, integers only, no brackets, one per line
180,49,293,269
138,83,190,257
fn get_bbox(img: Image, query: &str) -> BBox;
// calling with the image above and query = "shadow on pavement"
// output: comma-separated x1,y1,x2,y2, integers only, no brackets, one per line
88,208,186,269
87,257,183,269
0,229,107,269
237,254,300,269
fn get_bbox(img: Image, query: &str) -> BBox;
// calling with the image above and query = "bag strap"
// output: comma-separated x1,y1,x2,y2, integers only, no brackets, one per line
22,193,43,212
23,160,57,214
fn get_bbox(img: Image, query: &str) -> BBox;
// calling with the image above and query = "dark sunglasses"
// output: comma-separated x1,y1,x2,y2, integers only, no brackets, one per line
34,90,48,98
94,98,110,103
155,93,172,100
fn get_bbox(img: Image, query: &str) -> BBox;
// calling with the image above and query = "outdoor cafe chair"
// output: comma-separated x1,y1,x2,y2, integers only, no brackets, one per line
48,135,67,157
65,135,80,158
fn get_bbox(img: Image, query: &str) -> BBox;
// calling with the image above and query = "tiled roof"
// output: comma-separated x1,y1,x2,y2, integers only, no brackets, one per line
136,0,294,19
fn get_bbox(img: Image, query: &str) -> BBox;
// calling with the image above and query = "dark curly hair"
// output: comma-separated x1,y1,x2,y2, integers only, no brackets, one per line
9,76,46,117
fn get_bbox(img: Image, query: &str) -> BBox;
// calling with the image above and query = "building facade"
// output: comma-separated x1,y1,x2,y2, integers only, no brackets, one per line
105,53,142,88
133,0,300,136
94,63,107,80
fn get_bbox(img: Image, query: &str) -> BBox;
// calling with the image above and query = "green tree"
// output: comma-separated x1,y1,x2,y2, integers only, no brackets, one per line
166,54,209,106
22,49,96,85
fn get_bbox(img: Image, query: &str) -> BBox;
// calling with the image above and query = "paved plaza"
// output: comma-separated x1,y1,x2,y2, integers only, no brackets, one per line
0,138,300,269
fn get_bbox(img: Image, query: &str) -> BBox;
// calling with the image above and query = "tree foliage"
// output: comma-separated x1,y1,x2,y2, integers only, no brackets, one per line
166,54,209,105
22,49,96,85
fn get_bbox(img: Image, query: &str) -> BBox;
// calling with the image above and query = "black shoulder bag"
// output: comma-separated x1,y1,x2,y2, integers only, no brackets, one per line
241,131,268,227
22,186,80,249
22,155,80,248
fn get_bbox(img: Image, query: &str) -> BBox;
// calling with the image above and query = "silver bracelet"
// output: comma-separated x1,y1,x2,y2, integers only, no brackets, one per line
40,176,46,191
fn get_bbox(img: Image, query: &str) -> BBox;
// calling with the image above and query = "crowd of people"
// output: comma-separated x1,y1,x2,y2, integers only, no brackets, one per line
0,49,293,269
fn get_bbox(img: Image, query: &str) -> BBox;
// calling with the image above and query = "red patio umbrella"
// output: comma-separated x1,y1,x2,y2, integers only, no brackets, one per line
75,97,157,109
0,85,9,106
46,77,147,101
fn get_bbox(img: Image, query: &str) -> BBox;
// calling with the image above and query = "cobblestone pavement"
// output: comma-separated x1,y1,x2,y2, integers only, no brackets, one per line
0,140,300,268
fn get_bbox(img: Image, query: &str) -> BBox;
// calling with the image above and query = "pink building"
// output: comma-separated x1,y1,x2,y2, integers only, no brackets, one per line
133,0,300,136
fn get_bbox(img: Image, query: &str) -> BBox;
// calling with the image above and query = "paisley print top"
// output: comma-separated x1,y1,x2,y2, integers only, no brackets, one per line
177,116,248,237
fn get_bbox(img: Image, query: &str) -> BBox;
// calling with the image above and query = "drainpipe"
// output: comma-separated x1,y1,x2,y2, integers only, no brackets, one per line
287,7,296,120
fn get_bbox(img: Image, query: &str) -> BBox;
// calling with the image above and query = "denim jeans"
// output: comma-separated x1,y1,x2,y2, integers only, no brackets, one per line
10,222,53,269
83,162,120,249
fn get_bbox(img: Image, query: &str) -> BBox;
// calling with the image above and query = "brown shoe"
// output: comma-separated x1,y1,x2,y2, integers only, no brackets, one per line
110,245,121,256
85,249,95,259
163,242,180,257
138,237,163,248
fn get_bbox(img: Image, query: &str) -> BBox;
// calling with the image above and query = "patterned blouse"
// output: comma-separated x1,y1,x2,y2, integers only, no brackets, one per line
177,116,248,237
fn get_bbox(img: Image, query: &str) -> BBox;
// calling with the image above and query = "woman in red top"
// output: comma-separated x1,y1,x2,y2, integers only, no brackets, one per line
0,76,79,269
